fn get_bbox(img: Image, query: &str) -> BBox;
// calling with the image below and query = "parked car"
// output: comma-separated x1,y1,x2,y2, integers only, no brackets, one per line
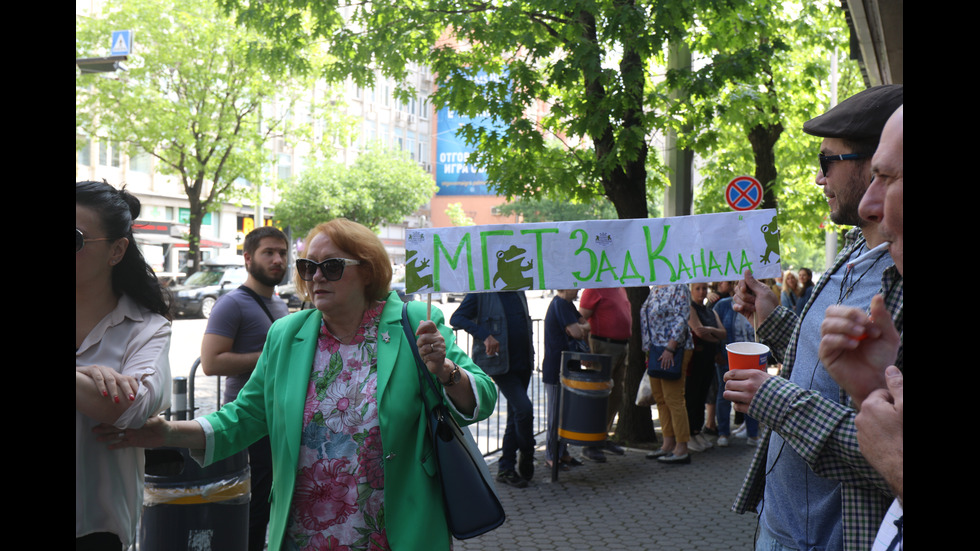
172,258,247,318
276,282,308,311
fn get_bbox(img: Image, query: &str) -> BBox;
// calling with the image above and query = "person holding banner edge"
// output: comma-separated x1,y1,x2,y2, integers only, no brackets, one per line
725,85,903,551
451,291,536,488
95,218,497,551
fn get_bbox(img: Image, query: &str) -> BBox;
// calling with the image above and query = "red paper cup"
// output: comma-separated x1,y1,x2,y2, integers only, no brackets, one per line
726,342,769,370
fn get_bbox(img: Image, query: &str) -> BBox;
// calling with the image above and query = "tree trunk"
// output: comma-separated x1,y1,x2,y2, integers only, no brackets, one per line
184,178,205,277
613,285,657,444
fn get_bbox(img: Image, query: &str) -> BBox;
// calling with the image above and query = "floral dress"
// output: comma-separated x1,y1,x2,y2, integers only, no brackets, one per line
284,302,390,551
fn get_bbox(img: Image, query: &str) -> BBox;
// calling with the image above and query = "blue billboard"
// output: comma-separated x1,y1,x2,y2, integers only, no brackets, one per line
435,72,506,196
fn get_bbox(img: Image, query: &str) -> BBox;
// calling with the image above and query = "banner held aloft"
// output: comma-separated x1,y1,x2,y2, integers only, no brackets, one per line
404,209,782,294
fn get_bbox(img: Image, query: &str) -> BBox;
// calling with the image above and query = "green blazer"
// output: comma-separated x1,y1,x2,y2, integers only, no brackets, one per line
201,292,497,551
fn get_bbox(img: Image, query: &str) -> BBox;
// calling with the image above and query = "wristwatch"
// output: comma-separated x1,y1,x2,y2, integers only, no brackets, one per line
441,362,462,386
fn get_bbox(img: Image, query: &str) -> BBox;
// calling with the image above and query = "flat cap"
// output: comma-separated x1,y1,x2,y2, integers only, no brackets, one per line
803,84,903,140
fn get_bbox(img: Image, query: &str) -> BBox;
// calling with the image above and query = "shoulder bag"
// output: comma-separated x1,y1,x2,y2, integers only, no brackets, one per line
400,303,506,540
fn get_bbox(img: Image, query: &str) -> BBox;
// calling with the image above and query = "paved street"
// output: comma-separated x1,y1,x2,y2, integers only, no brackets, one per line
465,438,760,551
164,294,761,550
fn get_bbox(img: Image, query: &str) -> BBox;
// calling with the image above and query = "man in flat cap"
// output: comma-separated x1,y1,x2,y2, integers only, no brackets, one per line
723,85,904,551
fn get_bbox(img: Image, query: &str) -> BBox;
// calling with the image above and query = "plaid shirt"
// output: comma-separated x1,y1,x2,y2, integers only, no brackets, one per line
731,227,904,551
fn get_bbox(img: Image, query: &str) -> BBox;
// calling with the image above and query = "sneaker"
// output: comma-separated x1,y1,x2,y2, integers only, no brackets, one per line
518,450,534,481
497,469,528,488
688,434,713,452
732,424,747,438
747,436,760,446
582,446,607,463
717,435,730,447
604,441,625,455
702,426,719,437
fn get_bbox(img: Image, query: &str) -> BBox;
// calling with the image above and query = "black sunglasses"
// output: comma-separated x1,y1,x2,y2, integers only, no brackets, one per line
296,258,362,281
818,153,871,177
76,228,116,253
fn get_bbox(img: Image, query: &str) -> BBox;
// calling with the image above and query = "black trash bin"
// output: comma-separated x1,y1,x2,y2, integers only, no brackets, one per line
140,447,250,551
557,351,613,446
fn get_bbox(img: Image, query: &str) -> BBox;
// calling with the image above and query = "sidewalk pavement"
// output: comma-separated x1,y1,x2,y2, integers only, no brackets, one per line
458,436,760,551
179,376,761,550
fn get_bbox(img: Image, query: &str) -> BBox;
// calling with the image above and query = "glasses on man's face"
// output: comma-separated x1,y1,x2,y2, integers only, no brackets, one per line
76,228,116,253
296,258,362,281
818,153,871,177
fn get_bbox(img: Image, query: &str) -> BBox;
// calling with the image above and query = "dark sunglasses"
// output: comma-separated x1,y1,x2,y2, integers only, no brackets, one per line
818,153,871,177
76,228,116,253
296,258,361,281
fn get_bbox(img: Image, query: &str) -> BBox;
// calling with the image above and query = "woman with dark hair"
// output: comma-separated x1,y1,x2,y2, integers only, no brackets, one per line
686,282,726,452
795,267,815,315
76,180,173,550
95,218,497,551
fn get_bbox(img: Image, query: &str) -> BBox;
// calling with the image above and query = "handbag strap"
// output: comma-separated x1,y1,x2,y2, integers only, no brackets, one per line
237,285,276,323
400,303,442,413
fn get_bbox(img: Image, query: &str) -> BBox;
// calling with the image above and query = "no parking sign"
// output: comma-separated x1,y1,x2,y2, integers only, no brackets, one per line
725,176,763,211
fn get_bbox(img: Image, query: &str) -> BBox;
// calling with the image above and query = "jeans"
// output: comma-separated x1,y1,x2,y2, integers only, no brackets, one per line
756,523,799,551
493,367,534,472
716,362,759,438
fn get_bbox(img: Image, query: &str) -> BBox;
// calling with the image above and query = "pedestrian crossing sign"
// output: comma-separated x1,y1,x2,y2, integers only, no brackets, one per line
111,30,132,56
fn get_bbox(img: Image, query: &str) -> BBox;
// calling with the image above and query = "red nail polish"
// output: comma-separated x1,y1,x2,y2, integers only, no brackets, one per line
129,394,135,401
114,396,120,403
103,391,109,397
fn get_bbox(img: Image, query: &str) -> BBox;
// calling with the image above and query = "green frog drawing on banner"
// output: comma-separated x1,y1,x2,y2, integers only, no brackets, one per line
492,245,534,290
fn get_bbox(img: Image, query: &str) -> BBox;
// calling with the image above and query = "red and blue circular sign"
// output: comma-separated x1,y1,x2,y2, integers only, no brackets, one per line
725,176,764,211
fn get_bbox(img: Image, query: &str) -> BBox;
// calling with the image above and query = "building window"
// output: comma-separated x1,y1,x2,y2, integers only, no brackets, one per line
99,140,121,168
130,151,152,173
278,153,292,180
77,136,92,166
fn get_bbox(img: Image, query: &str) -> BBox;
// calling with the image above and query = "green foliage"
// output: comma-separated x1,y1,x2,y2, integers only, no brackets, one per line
275,144,437,235
444,203,474,227
219,0,704,222
76,0,314,271
77,0,287,193
496,196,619,223
665,0,866,266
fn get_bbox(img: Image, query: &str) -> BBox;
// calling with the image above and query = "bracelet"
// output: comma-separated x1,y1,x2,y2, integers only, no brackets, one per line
665,348,676,354
440,362,461,386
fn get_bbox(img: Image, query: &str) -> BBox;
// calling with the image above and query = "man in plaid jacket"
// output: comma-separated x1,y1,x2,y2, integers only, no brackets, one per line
723,85,903,551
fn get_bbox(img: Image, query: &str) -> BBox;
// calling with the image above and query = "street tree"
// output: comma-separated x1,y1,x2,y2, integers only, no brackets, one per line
667,0,866,266
220,0,710,443
445,202,475,227
218,0,857,443
496,196,618,223
76,0,309,275
275,144,437,236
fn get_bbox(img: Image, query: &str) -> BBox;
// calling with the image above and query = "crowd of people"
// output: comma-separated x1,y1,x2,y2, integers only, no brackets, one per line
78,85,902,551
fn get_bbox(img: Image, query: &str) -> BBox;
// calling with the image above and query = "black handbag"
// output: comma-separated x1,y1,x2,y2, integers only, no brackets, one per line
646,345,684,380
400,304,506,539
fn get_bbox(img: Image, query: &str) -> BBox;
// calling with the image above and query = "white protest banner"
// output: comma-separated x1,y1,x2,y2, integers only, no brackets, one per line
403,209,782,294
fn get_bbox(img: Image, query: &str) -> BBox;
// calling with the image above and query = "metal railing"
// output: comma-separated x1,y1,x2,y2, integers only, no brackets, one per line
174,319,548,458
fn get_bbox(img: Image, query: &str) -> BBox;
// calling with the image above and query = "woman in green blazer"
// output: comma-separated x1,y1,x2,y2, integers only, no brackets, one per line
100,219,497,551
